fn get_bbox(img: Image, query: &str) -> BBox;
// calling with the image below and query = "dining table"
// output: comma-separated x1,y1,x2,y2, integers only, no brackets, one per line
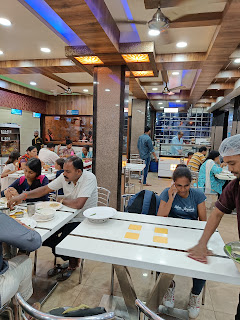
56,211,240,319
9,170,56,182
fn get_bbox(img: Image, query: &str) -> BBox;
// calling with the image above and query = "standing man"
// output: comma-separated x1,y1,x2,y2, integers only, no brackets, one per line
188,134,240,320
187,146,208,171
38,142,59,165
171,131,184,155
32,130,43,153
7,156,98,281
137,126,158,186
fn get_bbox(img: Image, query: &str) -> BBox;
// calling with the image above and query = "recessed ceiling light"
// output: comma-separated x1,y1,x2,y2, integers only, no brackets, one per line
40,47,51,53
172,71,179,75
105,89,110,92
148,29,160,36
83,89,89,92
142,273,148,277
30,81,37,86
152,88,158,91
176,41,187,48
0,50,3,55
176,100,181,102
0,18,11,26
234,58,240,63
158,102,163,105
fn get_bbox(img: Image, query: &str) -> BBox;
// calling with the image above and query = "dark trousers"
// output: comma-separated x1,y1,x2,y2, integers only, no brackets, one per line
43,222,79,267
192,278,206,295
236,294,240,320
143,157,151,184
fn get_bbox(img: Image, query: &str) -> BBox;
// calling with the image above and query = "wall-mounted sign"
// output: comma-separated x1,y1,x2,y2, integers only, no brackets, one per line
66,110,79,115
1,129,12,134
11,109,22,115
33,112,41,118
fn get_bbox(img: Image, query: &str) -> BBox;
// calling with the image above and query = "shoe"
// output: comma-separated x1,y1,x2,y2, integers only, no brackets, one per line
187,292,201,319
56,267,76,281
162,280,175,308
47,262,69,277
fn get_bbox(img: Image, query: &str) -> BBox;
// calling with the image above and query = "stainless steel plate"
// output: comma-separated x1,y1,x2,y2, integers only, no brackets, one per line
224,241,240,264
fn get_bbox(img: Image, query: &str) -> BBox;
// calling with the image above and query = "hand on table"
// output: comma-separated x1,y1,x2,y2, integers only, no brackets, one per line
7,193,25,210
168,184,177,202
187,243,213,264
4,187,19,200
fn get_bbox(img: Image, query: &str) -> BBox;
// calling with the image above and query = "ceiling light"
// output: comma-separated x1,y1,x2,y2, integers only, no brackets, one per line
75,56,103,65
176,100,181,102
158,102,163,105
83,89,89,92
30,82,37,86
176,42,187,48
142,273,148,277
105,89,110,92
148,29,160,36
41,47,51,53
164,107,178,113
172,72,179,75
234,58,240,63
148,7,169,32
0,18,11,26
152,88,158,91
122,54,149,63
0,50,3,55
132,71,154,77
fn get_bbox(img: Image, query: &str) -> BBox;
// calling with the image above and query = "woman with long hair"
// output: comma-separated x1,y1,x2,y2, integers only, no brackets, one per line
1,151,20,190
198,150,226,194
1,158,49,202
19,146,38,169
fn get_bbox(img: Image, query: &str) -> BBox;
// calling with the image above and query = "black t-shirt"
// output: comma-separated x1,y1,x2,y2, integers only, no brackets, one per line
32,137,43,152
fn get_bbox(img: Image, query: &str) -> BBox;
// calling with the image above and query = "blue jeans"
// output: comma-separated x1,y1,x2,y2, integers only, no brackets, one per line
143,157,151,185
192,278,206,295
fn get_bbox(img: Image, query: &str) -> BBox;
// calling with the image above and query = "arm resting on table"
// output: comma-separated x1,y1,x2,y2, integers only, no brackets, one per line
62,197,88,210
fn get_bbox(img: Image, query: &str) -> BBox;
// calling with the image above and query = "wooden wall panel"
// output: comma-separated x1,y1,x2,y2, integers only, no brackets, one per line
46,95,93,115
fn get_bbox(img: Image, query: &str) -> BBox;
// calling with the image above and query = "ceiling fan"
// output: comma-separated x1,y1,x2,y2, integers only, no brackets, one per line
57,85,82,95
160,70,186,95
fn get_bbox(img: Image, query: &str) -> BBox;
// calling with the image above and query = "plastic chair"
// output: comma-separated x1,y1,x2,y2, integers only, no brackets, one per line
129,158,145,164
121,193,135,212
97,187,111,207
15,293,115,320
0,301,14,320
135,299,165,320
190,170,199,188
123,168,135,194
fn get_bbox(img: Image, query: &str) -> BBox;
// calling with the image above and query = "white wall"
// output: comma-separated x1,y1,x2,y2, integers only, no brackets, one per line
0,107,40,154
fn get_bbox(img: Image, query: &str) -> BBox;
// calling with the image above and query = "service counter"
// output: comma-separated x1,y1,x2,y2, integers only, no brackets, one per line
158,156,187,178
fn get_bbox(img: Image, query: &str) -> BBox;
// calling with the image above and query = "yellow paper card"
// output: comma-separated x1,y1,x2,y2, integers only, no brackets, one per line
125,232,140,240
153,236,168,244
128,224,142,231
154,227,168,234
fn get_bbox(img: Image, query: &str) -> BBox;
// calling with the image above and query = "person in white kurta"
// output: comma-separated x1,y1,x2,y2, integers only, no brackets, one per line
1,151,20,191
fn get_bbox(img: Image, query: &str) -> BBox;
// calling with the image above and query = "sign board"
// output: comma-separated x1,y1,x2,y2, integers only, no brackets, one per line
66,110,79,115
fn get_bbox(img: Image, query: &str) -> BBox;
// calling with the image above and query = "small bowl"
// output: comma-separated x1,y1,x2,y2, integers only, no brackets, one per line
34,208,55,221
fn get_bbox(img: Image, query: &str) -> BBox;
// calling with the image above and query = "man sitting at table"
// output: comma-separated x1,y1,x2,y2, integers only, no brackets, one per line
7,156,98,281
187,146,207,172
38,142,59,166
0,211,41,313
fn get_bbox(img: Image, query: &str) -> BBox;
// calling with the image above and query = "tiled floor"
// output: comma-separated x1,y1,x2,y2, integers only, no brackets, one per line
36,172,239,319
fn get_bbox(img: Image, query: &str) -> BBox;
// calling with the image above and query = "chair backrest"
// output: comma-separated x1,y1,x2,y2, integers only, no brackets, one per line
97,187,111,206
135,299,165,320
122,193,135,211
15,293,115,320
130,154,140,160
129,158,145,164
190,170,199,187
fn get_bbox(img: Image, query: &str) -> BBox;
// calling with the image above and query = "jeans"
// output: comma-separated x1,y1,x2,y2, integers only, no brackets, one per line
143,157,151,185
236,294,240,320
192,278,206,295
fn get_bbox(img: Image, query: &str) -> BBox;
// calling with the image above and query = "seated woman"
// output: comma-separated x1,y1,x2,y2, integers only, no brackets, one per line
198,150,226,195
19,146,38,170
157,167,207,319
1,151,20,191
0,212,41,310
76,145,92,160
1,158,49,202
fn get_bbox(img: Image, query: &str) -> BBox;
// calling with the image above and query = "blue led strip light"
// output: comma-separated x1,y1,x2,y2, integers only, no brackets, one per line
120,0,140,42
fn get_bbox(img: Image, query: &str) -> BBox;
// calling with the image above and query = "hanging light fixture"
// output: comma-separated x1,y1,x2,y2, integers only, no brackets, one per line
148,4,169,33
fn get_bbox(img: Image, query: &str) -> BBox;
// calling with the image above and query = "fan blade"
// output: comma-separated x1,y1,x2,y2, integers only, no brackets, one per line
116,20,147,25
72,92,83,94
161,70,169,84
169,85,186,91
57,84,67,91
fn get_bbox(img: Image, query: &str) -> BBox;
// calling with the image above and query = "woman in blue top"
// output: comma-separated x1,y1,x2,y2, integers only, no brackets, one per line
1,158,49,202
76,145,92,160
198,150,226,195
157,167,206,319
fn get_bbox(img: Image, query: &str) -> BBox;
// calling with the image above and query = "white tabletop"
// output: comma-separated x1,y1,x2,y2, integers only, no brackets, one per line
124,163,146,172
9,171,56,181
56,212,240,286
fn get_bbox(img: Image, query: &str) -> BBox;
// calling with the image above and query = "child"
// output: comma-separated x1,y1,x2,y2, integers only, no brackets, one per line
187,152,194,165
55,158,65,195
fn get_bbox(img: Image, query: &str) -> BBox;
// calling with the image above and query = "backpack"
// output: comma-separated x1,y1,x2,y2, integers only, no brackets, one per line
126,190,161,215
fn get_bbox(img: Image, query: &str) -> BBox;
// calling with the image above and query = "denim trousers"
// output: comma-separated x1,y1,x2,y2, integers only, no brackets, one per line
192,278,206,295
143,157,151,184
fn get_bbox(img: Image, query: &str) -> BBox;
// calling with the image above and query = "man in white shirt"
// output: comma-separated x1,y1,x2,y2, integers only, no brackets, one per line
8,156,98,281
38,143,59,165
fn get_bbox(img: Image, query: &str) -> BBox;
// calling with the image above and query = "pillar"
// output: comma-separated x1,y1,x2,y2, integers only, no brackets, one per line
92,66,128,210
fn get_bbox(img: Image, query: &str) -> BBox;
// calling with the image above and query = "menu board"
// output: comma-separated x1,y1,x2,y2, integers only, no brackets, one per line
0,125,20,156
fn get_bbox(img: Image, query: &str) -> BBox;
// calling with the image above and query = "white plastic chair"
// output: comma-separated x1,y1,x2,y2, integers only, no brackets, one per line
135,299,166,320
97,187,111,206
16,293,115,320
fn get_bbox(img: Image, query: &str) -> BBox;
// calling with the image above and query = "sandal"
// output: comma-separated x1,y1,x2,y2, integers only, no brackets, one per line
47,262,69,277
56,267,76,281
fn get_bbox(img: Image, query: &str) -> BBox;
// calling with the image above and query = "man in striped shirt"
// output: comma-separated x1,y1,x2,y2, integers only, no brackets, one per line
187,147,207,172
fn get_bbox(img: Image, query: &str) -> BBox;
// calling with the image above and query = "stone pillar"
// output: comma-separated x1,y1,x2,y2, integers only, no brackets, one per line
92,66,128,210
130,99,147,155
211,111,225,150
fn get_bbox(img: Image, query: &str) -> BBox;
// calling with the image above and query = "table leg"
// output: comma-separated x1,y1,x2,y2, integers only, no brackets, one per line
146,273,174,312
113,265,138,319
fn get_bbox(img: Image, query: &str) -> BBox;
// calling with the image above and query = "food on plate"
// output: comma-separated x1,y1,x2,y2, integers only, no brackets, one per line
49,203,60,208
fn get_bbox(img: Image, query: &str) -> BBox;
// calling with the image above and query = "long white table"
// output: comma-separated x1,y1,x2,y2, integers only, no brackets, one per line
9,170,56,182
56,212,240,318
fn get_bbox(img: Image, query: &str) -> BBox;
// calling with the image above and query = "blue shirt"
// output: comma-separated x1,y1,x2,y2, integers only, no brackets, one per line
171,136,183,155
76,151,93,159
198,160,225,194
1,175,49,202
160,188,206,220
137,134,154,160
